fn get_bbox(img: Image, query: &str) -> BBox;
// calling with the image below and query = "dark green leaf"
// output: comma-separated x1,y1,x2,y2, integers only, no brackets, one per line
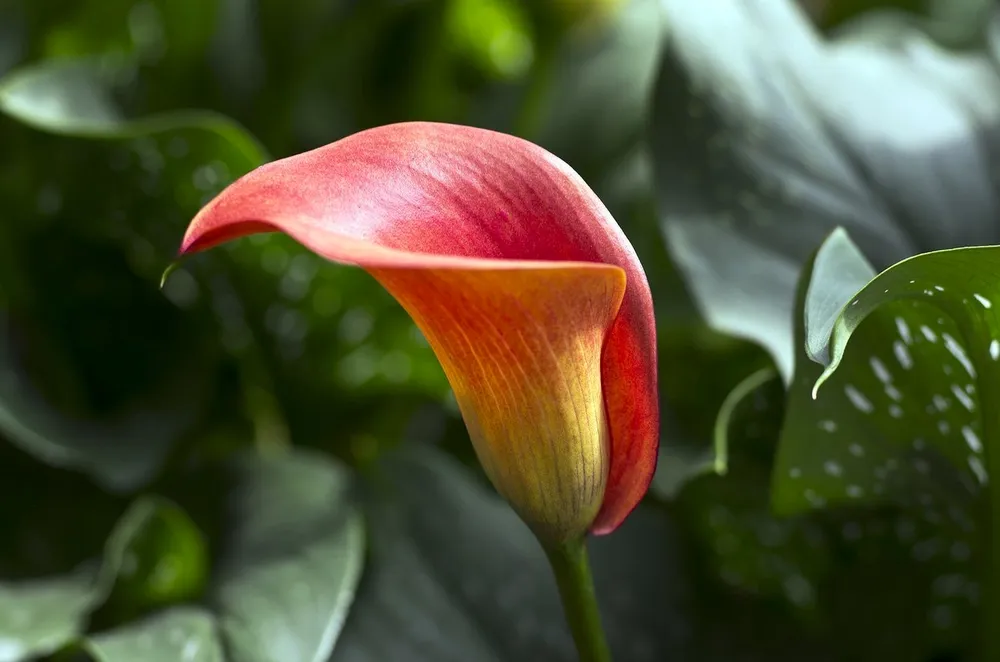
772,230,995,652
207,449,365,662
83,607,225,662
0,496,172,661
0,57,266,155
650,0,1000,378
688,332,973,659
0,313,207,492
333,446,690,662
0,57,266,482
535,0,663,178
101,497,208,620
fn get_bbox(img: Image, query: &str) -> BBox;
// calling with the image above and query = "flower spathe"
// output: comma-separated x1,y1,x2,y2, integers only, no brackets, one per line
179,122,658,544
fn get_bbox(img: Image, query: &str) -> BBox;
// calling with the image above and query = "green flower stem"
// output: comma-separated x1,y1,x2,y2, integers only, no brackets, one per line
544,537,612,662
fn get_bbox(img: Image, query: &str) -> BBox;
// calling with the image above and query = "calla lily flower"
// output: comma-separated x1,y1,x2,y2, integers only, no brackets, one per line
178,122,658,544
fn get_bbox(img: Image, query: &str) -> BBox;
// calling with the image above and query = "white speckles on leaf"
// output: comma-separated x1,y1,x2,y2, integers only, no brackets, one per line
950,383,975,412
892,341,913,369
844,385,874,413
921,325,938,342
942,333,977,378
870,356,892,384
967,456,988,485
973,293,992,309
895,317,912,344
961,426,982,453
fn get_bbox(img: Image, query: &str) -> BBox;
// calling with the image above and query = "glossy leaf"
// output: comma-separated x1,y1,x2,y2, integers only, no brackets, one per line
773,230,992,652
0,496,174,661
820,0,997,48
83,607,225,662
0,57,265,152
696,331,975,659
0,58,257,487
206,449,365,662
0,573,94,662
650,0,1000,379
101,497,208,619
332,446,690,662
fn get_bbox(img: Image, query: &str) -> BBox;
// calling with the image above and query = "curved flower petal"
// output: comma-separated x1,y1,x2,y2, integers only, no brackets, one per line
180,121,658,536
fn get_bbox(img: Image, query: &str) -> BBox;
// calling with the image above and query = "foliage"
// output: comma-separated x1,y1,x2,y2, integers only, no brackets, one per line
1,0,998,659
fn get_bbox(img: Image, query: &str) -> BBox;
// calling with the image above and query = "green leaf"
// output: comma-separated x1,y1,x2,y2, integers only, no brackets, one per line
83,607,224,662
0,312,208,492
821,0,998,48
206,449,365,662
333,446,689,661
0,57,266,157
690,330,975,659
535,0,663,178
773,230,991,652
0,496,173,661
0,57,269,481
651,356,777,501
101,497,208,620
0,573,94,662
650,0,1000,379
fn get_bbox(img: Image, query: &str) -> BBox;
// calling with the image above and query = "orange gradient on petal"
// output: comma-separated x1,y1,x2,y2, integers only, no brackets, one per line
373,264,626,543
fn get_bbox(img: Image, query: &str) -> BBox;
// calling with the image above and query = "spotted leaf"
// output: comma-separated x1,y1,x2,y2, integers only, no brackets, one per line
773,229,1000,654
709,335,978,657
651,0,1000,379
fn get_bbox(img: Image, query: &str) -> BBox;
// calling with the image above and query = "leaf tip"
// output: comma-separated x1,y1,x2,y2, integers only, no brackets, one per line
160,261,181,290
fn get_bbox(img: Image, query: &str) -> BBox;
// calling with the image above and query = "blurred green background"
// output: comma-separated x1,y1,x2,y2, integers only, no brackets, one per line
0,0,990,660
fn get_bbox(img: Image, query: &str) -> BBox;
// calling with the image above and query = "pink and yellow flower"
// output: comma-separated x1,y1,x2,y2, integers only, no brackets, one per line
179,122,658,544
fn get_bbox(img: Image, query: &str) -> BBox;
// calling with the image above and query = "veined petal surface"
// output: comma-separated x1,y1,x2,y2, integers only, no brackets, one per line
181,122,658,534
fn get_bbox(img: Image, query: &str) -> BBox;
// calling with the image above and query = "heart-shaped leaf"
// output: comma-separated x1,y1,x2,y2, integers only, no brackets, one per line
332,445,690,662
773,229,1000,655
650,0,1000,380
701,320,978,659
202,449,365,662
82,607,225,662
